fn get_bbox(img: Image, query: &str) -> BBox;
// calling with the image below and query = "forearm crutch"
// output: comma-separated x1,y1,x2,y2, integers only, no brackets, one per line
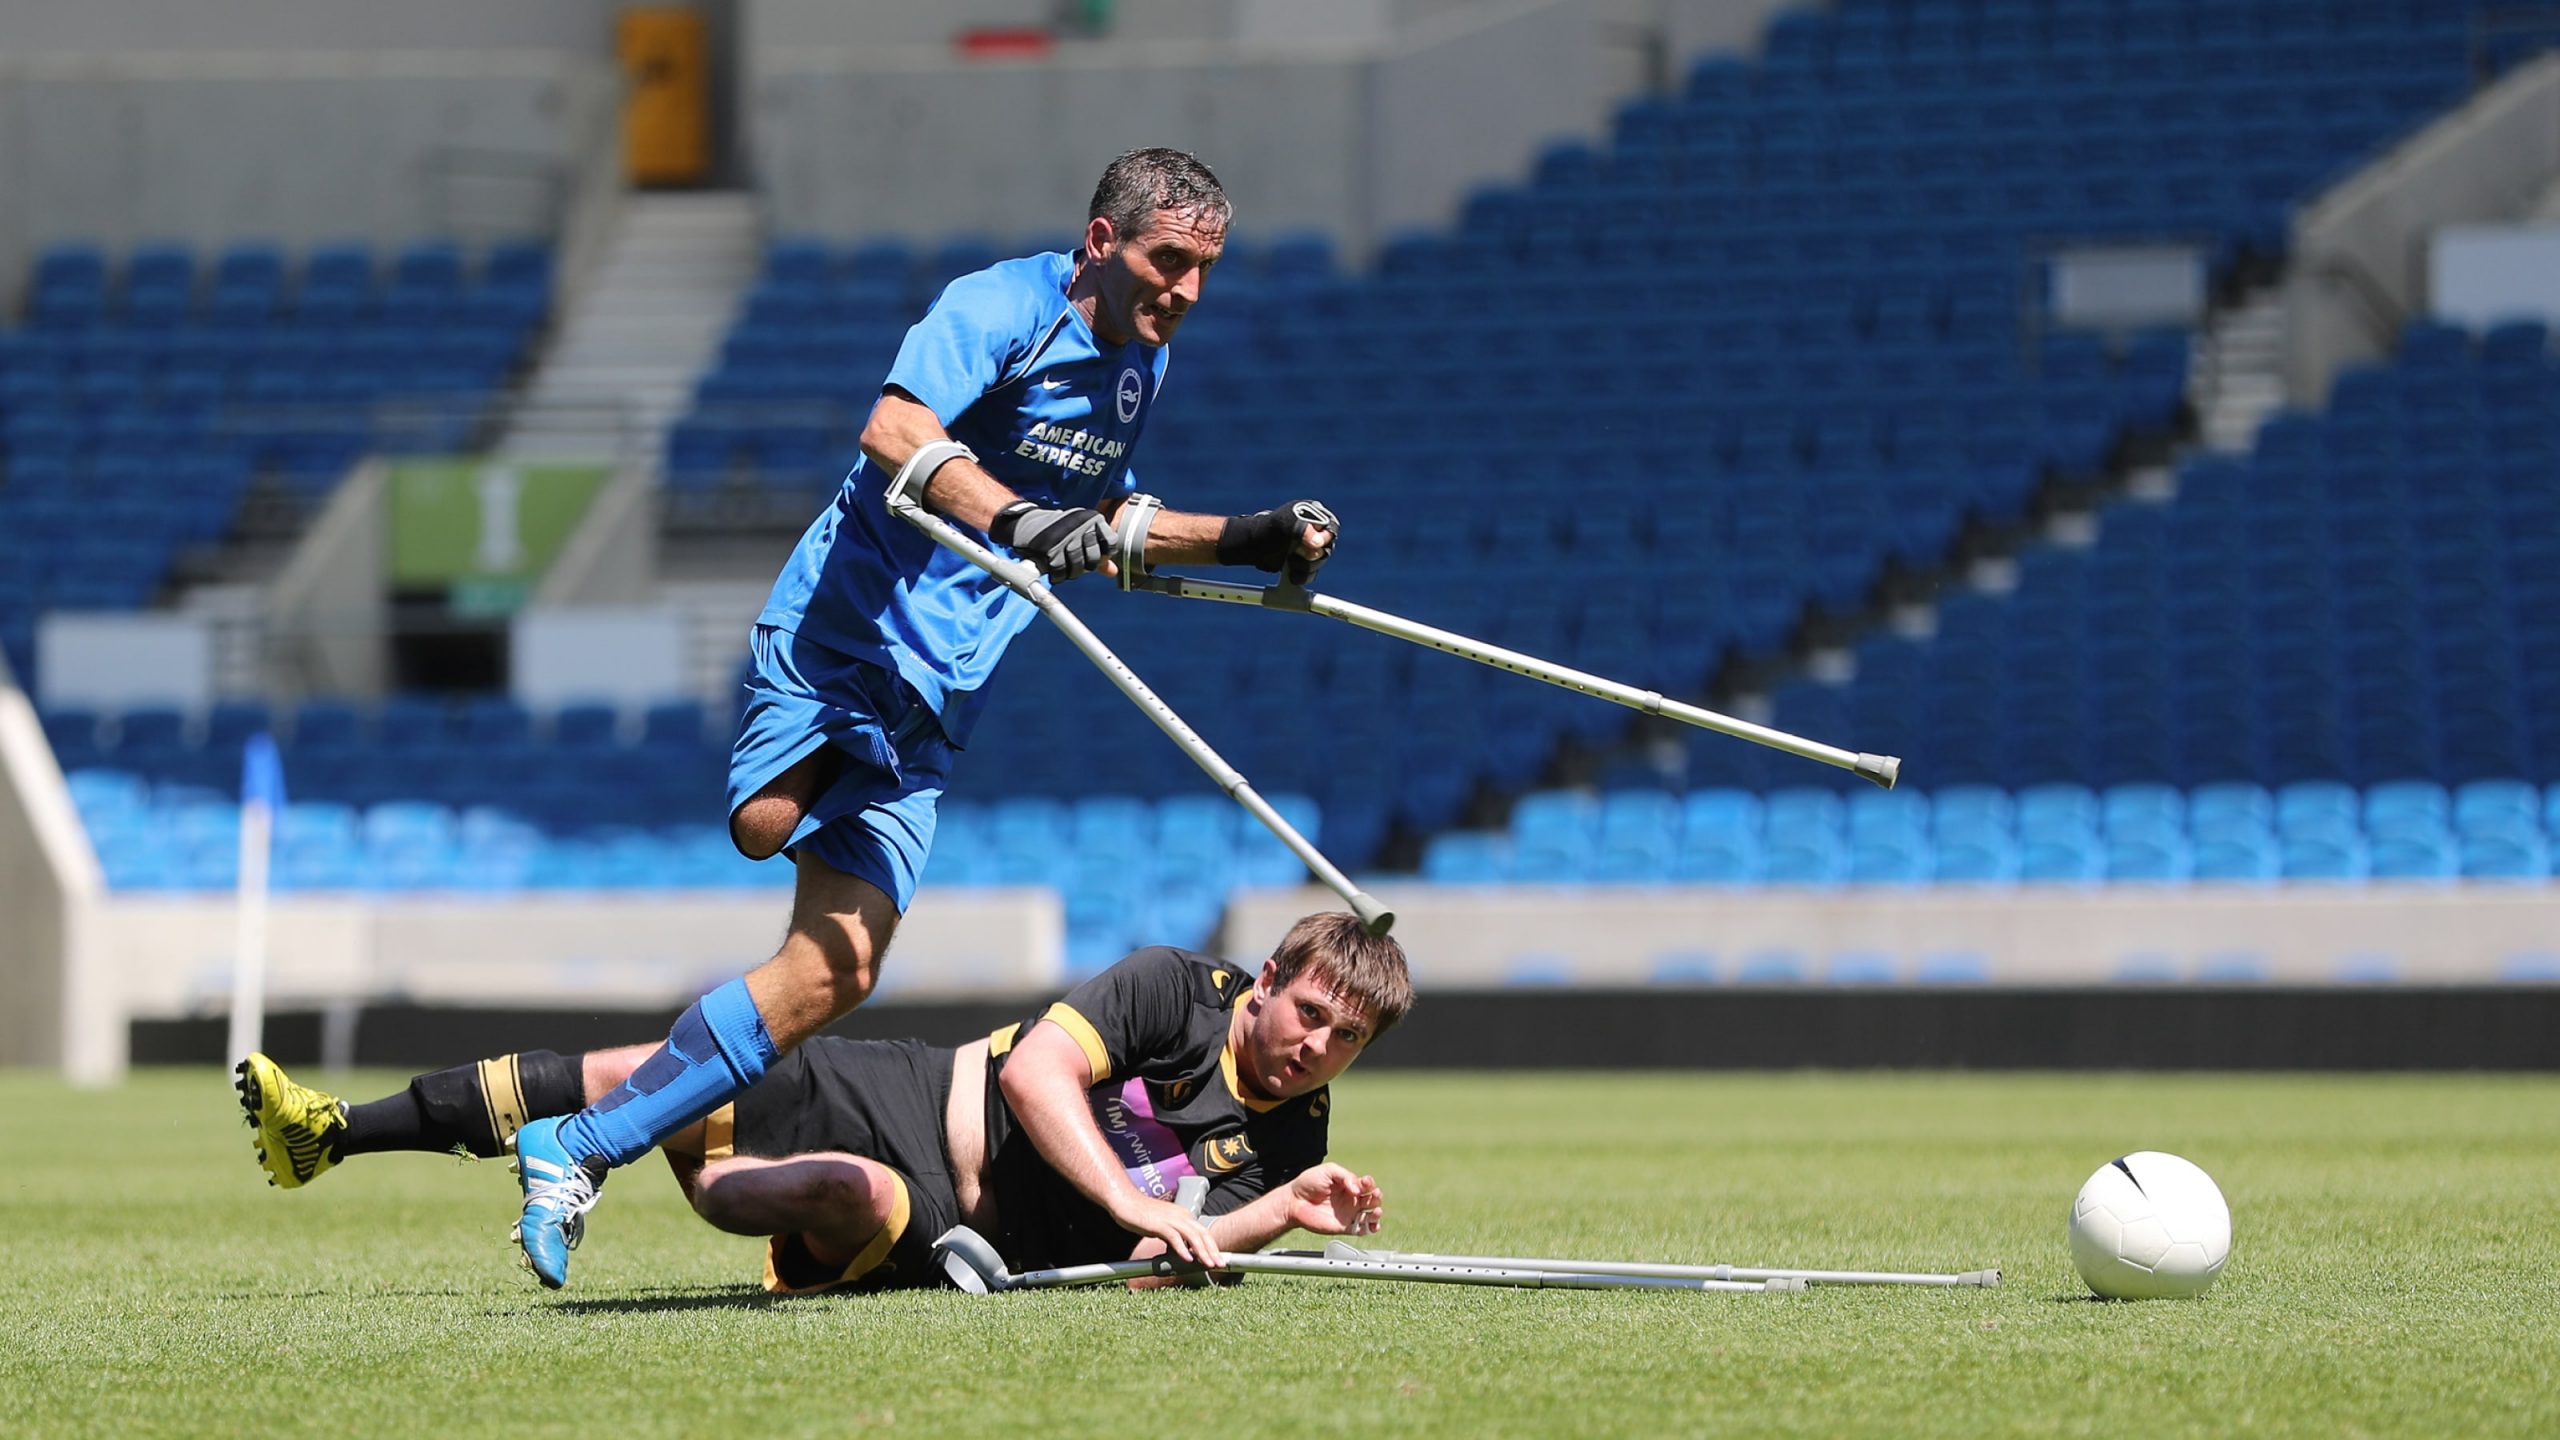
1127,571,1900,789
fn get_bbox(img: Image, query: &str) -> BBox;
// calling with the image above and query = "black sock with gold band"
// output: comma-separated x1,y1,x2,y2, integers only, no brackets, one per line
340,1050,588,1158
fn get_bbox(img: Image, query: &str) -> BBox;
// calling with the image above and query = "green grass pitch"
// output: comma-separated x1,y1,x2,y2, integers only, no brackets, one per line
5,1069,2556,1438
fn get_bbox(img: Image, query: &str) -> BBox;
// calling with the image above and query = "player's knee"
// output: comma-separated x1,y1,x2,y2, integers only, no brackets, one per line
778,921,881,1009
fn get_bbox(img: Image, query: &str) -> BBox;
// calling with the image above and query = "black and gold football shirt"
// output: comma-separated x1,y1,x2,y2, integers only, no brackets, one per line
983,946,1332,1269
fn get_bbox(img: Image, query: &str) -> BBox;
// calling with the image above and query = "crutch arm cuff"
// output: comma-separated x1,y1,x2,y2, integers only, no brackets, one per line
1114,493,1164,590
884,439,978,514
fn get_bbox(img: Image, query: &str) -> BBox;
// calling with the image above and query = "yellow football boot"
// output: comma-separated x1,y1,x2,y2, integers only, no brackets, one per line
234,1052,348,1189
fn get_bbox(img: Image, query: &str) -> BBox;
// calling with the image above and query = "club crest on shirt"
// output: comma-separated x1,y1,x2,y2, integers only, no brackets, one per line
1116,367,1144,423
1202,1132,1254,1174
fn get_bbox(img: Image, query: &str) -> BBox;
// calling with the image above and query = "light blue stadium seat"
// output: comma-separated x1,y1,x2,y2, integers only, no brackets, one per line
2104,823,2192,882
2190,782,2274,835
1590,789,1679,882
1932,821,2019,883
2112,953,2181,983
1681,788,1762,840
2460,829,2552,880
2453,779,2541,835
66,768,151,819
1422,833,1510,885
1734,948,1807,984
1914,951,1990,985
2274,780,2360,837
990,796,1071,849
2192,829,2280,883
1764,787,1846,837
2500,953,2560,982
1849,831,1932,884
1648,949,1717,984
2279,830,2370,881
2196,952,2270,983
2364,779,2452,838
1762,825,1847,886
1505,953,1574,986
1070,795,1154,851
2016,783,2099,837
2019,830,2102,884
1931,785,2016,835
1824,950,1898,985
1847,787,1930,838
1155,794,1234,853
2368,831,2459,881
2333,954,2402,984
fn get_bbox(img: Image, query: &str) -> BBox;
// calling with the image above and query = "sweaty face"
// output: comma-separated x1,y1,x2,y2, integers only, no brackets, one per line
1234,962,1376,1102
1089,207,1224,348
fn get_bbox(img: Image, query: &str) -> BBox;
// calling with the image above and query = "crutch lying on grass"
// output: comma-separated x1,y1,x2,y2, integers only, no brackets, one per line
1301,1240,2002,1289
1123,563,1902,791
887,490,1394,935
930,1225,1806,1295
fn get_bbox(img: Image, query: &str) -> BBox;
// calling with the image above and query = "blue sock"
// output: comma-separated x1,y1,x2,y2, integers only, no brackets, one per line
556,979,779,1168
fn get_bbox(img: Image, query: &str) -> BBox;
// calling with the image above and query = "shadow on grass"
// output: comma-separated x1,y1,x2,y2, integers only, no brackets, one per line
527,1283,786,1315
2046,1293,2122,1304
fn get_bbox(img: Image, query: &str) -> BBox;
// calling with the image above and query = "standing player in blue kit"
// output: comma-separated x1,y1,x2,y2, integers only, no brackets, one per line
494,148,1343,1286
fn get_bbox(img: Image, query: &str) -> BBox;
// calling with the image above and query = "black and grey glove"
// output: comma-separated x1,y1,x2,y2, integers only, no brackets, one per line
1218,499,1341,584
990,500,1118,582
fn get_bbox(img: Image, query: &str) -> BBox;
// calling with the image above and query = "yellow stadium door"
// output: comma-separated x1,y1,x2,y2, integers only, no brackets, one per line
620,6,710,186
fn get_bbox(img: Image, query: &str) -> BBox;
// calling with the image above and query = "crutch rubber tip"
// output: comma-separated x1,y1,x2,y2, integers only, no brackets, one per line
1765,1277,1811,1292
1350,893,1396,937
1960,1268,2002,1287
1854,753,1901,790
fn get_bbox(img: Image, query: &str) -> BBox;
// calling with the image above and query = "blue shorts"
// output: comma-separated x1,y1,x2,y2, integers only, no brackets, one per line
726,624,953,912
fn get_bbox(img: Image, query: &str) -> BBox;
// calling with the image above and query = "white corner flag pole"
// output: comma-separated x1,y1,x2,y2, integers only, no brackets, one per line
226,733,285,1067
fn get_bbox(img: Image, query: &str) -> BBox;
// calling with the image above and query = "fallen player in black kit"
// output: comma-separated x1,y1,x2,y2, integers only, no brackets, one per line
236,913,1412,1291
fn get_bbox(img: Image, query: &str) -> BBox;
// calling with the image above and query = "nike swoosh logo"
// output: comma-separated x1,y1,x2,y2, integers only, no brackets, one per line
1035,377,1068,391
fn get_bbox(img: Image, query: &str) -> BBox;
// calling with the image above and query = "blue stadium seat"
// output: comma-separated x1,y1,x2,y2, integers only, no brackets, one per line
1824,950,1898,985
1648,949,1717,984
1734,948,1808,985
2196,952,2271,983
1914,951,1991,985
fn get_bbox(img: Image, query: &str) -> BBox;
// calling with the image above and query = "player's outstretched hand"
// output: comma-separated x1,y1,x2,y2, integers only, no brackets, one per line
1112,1192,1226,1269
991,500,1119,582
1218,499,1339,584
1283,1162,1384,1236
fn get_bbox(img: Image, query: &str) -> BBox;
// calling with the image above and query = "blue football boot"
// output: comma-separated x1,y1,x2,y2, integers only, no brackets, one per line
511,1116,607,1289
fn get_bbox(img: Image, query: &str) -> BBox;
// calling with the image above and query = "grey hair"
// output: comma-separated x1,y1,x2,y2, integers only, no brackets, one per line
1086,148,1232,244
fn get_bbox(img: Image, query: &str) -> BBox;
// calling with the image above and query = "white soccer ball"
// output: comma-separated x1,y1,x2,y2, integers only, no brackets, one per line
2068,1151,2231,1299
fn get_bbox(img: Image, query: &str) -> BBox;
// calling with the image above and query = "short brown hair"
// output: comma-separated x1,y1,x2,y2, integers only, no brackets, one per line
1087,147,1231,243
1267,912,1413,1038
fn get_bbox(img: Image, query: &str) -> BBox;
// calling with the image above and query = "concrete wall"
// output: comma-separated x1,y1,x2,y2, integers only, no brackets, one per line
748,0,1781,53
0,0,622,55
93,887,1064,1018
0,50,617,306
0,661,120,1082
2284,52,2560,405
1223,883,2560,987
750,0,1644,259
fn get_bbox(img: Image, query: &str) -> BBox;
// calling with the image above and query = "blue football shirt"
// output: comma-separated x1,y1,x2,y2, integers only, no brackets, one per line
757,251,1168,746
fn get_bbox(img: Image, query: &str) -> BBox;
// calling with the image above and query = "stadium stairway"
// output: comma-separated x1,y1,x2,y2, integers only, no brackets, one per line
497,192,760,464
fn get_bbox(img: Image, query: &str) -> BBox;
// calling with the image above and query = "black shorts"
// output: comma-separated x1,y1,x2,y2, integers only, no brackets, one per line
704,1036,962,1294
